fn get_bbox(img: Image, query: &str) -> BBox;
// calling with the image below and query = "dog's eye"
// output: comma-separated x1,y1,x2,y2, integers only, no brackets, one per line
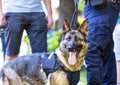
75,38,84,41
75,38,80,41
65,37,71,41
75,36,80,41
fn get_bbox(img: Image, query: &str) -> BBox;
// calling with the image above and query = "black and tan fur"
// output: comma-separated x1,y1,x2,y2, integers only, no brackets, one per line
0,20,88,85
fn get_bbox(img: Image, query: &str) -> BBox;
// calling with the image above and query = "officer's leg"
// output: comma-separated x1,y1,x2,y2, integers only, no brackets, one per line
103,38,117,85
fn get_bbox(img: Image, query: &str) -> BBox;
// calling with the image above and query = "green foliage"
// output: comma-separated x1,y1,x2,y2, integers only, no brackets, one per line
78,0,85,12
22,29,62,52
80,66,87,84
47,29,62,52
23,36,30,44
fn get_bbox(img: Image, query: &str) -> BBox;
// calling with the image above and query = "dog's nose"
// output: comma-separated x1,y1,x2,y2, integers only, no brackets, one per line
68,47,73,51
67,43,76,52
68,48,76,52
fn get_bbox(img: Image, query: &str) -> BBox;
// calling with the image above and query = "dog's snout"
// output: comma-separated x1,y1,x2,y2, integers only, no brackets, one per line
68,46,74,51
67,43,76,51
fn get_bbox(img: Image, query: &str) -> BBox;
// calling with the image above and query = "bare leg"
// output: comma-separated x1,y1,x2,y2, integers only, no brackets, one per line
5,55,17,64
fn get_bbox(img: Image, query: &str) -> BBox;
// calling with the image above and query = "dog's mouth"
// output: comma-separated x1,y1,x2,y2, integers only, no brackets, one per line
68,52,76,66
65,44,83,65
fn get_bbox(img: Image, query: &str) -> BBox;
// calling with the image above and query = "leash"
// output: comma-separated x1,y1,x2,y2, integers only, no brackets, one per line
70,0,79,30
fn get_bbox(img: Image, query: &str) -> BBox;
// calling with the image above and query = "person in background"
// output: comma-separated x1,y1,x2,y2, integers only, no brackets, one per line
84,0,120,85
113,14,120,85
0,0,53,63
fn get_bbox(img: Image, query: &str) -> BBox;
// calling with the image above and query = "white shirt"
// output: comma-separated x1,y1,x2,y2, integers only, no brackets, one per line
2,0,44,13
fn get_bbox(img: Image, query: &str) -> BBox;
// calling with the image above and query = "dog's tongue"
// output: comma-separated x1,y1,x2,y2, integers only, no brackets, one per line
68,52,76,65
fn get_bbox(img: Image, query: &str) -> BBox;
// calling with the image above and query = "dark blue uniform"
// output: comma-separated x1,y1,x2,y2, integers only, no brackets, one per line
84,2,120,85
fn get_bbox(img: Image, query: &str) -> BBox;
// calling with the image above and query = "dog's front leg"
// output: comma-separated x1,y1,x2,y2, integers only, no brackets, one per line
47,70,69,85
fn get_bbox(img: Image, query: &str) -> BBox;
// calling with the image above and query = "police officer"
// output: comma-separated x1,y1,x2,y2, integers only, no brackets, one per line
84,0,120,85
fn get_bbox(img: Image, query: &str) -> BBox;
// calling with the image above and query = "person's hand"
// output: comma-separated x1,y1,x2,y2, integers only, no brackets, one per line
0,13,5,27
46,15,53,30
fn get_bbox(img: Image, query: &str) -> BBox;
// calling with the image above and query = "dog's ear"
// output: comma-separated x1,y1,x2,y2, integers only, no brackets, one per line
78,20,88,36
62,19,71,34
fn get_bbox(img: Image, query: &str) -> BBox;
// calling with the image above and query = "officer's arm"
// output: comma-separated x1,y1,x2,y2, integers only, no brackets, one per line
0,0,5,26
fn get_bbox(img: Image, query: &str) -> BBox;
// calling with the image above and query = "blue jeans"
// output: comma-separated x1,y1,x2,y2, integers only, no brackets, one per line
84,3,120,85
5,12,47,56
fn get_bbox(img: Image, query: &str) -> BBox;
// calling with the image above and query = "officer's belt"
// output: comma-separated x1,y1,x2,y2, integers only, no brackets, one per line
107,0,120,3
85,0,120,4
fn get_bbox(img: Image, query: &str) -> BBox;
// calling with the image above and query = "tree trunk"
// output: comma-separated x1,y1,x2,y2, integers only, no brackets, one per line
55,0,75,29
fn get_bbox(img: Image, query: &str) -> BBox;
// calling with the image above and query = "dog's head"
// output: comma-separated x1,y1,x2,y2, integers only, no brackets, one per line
59,19,88,66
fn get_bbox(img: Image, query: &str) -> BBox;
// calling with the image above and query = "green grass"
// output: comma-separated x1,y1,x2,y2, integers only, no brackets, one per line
79,66,87,85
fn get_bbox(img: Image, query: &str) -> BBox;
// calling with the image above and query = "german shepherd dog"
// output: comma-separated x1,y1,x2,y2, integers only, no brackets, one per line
0,20,88,85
